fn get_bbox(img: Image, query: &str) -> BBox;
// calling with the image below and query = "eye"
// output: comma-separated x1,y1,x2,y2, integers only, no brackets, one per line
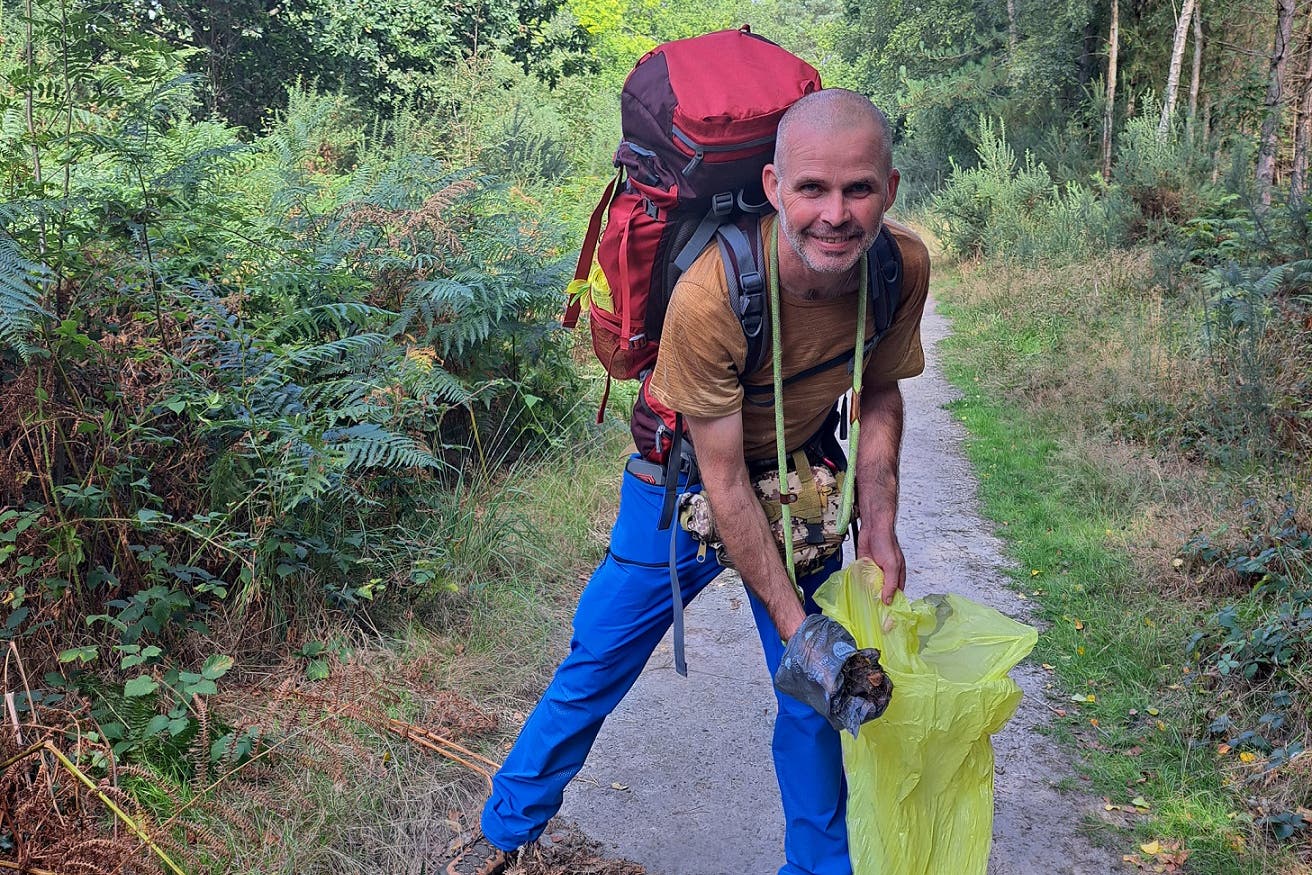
846,183,874,197
797,182,823,195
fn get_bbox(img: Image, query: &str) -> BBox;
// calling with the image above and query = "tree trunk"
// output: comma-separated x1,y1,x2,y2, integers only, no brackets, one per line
1187,0,1204,144
1256,0,1297,205
1007,0,1019,56
1103,0,1120,179
1290,30,1312,204
1159,0,1200,137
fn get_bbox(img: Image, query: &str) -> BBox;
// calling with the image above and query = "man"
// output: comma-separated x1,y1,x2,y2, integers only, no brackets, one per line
445,88,930,875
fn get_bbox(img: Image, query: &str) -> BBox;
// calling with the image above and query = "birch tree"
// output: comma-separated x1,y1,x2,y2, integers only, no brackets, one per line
1187,0,1203,143
1103,0,1119,179
1255,0,1297,204
1158,0,1199,136
1290,21,1312,205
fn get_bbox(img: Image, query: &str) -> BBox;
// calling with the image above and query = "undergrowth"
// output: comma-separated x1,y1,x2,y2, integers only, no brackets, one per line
935,236,1311,872
4,420,631,872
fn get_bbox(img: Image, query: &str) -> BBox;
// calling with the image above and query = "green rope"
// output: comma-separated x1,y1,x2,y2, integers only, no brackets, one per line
766,222,867,591
836,258,867,535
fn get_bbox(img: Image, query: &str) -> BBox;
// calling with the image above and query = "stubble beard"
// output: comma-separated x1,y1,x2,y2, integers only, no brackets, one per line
775,202,880,285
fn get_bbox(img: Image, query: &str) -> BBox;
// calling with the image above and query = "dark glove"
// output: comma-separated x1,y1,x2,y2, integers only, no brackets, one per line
773,613,894,736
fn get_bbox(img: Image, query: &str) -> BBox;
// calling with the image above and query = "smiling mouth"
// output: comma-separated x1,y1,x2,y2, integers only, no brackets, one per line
810,232,860,246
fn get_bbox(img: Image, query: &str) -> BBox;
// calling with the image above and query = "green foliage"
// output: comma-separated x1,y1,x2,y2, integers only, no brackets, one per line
1,0,586,753
933,117,1129,262
0,232,51,361
102,0,598,132
1185,498,1312,683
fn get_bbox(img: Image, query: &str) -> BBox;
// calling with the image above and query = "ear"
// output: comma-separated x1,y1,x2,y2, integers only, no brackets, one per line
763,163,782,211
885,168,901,210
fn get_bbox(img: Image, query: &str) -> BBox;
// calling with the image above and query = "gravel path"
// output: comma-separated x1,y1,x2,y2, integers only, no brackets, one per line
556,292,1125,874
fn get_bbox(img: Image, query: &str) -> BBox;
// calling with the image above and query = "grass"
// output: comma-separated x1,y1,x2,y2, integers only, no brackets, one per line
198,416,634,873
933,257,1310,874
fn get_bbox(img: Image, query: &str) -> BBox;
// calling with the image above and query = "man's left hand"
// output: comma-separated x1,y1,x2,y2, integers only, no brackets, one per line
857,526,905,604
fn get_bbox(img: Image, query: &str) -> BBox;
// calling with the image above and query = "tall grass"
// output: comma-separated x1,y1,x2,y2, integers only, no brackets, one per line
935,252,1311,871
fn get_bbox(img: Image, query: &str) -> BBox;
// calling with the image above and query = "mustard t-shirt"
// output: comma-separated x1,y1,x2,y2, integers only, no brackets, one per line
647,215,930,462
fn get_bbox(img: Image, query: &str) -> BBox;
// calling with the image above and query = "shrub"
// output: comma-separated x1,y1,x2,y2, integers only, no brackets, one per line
932,117,1130,262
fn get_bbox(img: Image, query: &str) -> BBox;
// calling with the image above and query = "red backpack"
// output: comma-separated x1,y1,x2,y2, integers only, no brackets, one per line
562,28,822,400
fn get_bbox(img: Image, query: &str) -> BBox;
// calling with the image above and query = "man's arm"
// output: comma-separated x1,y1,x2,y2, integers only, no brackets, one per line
684,411,807,641
854,380,906,604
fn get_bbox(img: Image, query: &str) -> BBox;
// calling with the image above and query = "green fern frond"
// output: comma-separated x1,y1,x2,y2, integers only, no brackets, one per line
0,233,52,361
328,423,445,471
283,333,387,370
268,303,395,342
409,364,478,407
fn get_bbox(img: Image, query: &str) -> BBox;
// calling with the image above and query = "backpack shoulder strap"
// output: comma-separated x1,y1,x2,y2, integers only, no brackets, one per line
714,214,768,377
868,225,903,336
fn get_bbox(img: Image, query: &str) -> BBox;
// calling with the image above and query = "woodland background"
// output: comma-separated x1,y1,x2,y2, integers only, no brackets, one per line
1,0,1310,872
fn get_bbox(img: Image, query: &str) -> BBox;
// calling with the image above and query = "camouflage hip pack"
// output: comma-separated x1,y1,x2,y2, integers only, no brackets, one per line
678,449,848,577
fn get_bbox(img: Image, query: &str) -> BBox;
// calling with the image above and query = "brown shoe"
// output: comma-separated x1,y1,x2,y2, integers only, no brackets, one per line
443,831,511,875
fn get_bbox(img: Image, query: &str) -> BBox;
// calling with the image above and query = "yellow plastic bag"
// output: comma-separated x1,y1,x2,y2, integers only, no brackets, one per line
813,559,1038,875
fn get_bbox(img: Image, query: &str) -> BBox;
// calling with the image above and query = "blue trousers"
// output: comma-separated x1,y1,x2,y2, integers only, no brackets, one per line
481,459,850,875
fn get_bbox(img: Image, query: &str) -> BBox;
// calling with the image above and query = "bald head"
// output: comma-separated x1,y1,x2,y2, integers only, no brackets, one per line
774,89,892,177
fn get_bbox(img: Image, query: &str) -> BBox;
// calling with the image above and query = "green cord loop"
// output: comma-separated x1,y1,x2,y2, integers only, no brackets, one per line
766,222,866,593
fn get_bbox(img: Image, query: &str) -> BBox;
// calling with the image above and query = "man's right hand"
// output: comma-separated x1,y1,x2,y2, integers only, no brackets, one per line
774,614,893,736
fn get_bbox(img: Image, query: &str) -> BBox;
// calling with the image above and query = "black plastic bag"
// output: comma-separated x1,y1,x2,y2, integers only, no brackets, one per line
774,613,893,736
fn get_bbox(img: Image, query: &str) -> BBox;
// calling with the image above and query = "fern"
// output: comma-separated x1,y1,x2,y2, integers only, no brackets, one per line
327,423,444,471
0,233,52,362
267,302,395,342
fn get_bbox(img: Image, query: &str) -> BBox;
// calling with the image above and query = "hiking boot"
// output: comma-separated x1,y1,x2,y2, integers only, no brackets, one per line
442,830,512,875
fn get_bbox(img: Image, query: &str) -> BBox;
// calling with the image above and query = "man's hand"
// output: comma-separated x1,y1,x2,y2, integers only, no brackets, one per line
685,411,807,640
857,525,905,605
774,614,893,735
855,380,905,604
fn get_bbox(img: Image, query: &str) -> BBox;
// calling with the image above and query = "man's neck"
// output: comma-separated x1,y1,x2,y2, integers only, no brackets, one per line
777,246,860,302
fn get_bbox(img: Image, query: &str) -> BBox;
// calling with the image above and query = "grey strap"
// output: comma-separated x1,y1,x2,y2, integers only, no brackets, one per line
669,519,688,676
673,192,736,272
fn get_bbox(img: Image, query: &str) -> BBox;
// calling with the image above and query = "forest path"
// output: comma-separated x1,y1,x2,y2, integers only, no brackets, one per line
556,291,1125,874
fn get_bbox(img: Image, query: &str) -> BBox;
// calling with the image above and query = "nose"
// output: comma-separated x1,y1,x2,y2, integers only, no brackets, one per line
819,190,850,227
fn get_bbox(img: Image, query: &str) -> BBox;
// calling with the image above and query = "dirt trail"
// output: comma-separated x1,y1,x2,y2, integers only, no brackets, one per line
556,292,1125,874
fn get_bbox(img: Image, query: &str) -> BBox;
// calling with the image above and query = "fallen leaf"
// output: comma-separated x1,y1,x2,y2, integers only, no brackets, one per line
1239,751,1256,763
1216,743,1231,755
1140,841,1162,855
1041,663,1055,671
1147,707,1160,716
1172,557,1184,568
1131,796,1151,810
1074,618,1085,630
610,782,630,791
1156,720,1167,731
1090,718,1100,727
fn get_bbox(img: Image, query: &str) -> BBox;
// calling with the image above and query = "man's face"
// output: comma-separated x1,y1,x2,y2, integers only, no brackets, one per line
764,122,899,277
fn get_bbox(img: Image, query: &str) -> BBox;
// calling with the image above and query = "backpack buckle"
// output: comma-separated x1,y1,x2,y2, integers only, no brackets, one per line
711,191,734,216
739,270,762,293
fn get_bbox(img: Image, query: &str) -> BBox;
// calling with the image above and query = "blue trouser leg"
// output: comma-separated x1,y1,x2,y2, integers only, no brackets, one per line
480,462,723,851
746,555,852,875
